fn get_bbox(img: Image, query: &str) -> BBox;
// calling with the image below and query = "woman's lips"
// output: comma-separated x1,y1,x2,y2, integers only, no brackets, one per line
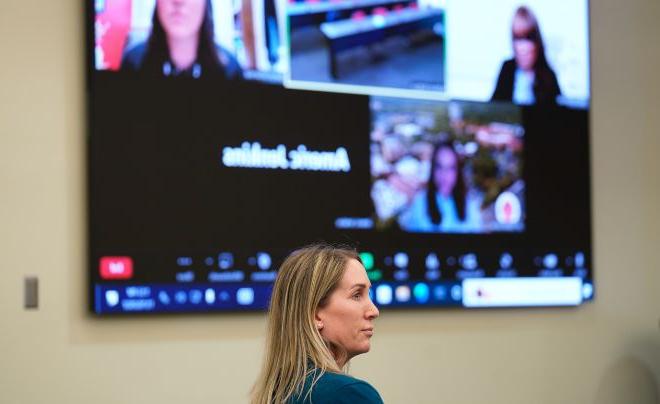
168,11,186,23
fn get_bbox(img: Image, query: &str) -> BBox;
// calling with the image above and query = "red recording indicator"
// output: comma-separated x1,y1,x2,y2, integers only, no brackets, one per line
99,257,133,280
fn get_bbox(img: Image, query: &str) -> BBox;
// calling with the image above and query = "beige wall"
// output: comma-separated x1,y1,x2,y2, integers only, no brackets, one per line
1,0,659,403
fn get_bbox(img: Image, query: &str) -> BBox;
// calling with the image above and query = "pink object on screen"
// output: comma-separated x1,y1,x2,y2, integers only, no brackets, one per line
373,7,389,15
100,257,134,280
351,10,367,20
95,0,132,71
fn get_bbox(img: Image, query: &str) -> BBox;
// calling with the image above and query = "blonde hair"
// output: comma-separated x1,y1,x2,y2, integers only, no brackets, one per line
251,243,360,404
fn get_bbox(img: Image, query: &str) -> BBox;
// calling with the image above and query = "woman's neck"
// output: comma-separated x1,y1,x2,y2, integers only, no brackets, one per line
438,187,453,197
329,346,350,369
166,34,199,70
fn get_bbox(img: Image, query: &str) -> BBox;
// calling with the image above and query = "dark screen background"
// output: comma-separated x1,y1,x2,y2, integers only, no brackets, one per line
86,0,592,313
88,73,591,303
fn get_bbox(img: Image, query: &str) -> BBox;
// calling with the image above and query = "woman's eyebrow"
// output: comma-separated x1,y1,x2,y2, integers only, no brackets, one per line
349,283,369,291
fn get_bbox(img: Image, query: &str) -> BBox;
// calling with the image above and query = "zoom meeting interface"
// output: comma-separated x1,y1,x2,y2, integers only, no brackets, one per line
89,0,592,314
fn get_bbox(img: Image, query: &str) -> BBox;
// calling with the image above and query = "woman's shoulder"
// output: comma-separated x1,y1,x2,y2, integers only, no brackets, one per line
315,372,383,404
214,45,243,80
121,42,147,70
398,189,433,232
294,371,383,404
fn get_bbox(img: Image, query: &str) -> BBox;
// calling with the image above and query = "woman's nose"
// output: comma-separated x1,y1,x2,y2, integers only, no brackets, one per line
367,298,380,319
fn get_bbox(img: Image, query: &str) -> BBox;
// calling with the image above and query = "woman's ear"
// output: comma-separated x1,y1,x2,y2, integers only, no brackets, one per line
314,309,324,330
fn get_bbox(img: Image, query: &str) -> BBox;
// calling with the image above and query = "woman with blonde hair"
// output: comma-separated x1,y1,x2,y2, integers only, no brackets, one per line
251,243,382,404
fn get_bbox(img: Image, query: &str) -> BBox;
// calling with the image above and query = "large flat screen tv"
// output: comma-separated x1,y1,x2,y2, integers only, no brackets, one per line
88,0,592,314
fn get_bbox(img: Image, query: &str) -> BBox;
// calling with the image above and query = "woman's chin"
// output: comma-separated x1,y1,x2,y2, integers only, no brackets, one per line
357,342,372,354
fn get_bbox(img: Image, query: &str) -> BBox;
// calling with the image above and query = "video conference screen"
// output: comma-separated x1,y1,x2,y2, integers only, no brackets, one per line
89,0,592,314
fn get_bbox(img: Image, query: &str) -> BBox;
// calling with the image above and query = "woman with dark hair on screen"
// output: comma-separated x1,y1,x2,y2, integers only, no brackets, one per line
399,142,481,233
491,6,560,105
122,0,242,79
251,244,383,404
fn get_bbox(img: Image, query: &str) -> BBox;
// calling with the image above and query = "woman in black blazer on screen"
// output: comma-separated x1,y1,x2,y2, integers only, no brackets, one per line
492,6,560,105
121,0,242,79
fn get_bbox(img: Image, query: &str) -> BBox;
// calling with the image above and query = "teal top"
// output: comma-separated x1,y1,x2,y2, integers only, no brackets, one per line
287,370,383,404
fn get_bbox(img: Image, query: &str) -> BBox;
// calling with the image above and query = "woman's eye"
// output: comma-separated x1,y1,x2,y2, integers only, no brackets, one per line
352,293,361,300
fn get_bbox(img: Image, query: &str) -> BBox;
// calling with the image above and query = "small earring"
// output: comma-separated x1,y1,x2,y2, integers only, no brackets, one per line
317,322,323,330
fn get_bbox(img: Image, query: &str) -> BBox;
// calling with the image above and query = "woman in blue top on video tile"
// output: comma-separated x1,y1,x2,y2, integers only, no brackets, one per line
399,142,482,234
251,244,383,404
